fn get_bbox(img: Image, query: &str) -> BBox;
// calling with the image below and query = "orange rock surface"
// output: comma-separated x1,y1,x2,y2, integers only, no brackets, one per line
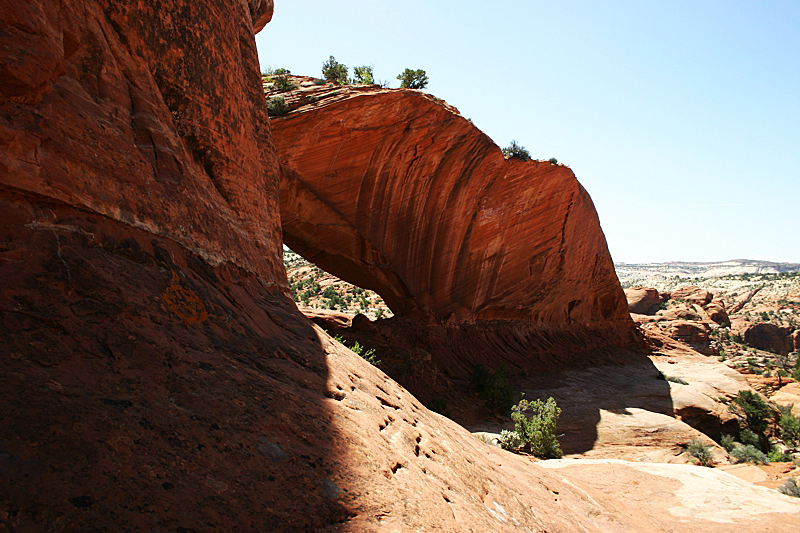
0,0,286,287
2,3,799,531
274,80,631,333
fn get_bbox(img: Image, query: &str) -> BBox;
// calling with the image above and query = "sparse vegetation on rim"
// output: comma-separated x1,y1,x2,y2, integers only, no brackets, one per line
397,68,428,89
501,140,531,161
352,65,374,85
322,55,349,84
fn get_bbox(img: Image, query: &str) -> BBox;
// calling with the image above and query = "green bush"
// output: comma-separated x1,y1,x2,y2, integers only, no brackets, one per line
273,72,297,92
322,56,348,84
470,363,520,415
499,429,524,451
333,335,381,366
779,478,800,498
767,447,793,462
739,428,760,448
687,439,714,467
720,434,736,452
778,405,800,446
501,140,531,161
729,390,774,450
548,157,558,164
352,65,374,85
397,68,428,89
500,397,563,459
729,444,770,465
267,95,288,116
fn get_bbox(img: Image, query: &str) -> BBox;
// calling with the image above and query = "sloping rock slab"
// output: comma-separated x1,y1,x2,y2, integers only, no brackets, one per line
540,459,800,531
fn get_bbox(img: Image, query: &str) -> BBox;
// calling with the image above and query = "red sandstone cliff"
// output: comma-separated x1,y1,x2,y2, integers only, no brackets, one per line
1,0,285,287
2,3,798,532
272,79,631,329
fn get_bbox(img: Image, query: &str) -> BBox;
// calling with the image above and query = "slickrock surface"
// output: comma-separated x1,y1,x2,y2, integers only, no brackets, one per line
272,78,632,337
2,2,799,531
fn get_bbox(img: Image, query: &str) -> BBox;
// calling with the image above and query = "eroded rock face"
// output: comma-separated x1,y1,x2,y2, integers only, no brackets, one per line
743,323,794,355
0,0,286,288
273,81,631,335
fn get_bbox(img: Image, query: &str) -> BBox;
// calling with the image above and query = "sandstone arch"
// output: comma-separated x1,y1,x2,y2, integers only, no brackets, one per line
273,81,631,335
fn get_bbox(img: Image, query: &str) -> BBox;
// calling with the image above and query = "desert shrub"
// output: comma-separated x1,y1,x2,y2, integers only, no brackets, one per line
767,447,793,462
374,308,384,319
729,444,770,465
500,397,563,458
397,68,428,89
350,340,380,366
501,140,531,161
470,363,520,415
739,428,760,448
729,391,773,444
352,65,374,85
333,335,381,366
499,429,524,451
548,157,558,164
720,434,736,451
273,73,297,92
322,56,348,84
779,478,800,498
666,375,689,385
322,285,338,299
475,433,496,445
267,95,288,116
778,405,800,446
687,439,714,467
657,371,688,385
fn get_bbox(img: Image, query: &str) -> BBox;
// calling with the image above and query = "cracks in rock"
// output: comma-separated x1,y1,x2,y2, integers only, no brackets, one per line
558,191,575,271
53,230,72,291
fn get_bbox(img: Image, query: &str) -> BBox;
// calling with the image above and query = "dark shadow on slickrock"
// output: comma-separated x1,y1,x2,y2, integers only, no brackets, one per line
0,190,353,531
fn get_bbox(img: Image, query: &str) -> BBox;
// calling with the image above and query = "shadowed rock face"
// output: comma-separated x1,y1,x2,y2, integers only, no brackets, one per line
274,82,631,332
0,0,286,288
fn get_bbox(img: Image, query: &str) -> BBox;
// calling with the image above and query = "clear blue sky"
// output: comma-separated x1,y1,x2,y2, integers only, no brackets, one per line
256,0,800,263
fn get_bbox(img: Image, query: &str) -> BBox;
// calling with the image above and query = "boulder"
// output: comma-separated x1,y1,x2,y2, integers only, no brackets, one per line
705,299,730,327
665,320,712,354
743,323,794,355
771,383,800,415
625,287,665,315
671,286,713,306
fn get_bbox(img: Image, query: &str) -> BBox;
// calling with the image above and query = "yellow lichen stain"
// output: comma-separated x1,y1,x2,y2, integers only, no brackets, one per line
162,270,207,325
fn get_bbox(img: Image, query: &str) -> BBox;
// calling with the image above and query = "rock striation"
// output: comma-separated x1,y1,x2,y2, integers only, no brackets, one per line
271,77,635,368
0,0,286,288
